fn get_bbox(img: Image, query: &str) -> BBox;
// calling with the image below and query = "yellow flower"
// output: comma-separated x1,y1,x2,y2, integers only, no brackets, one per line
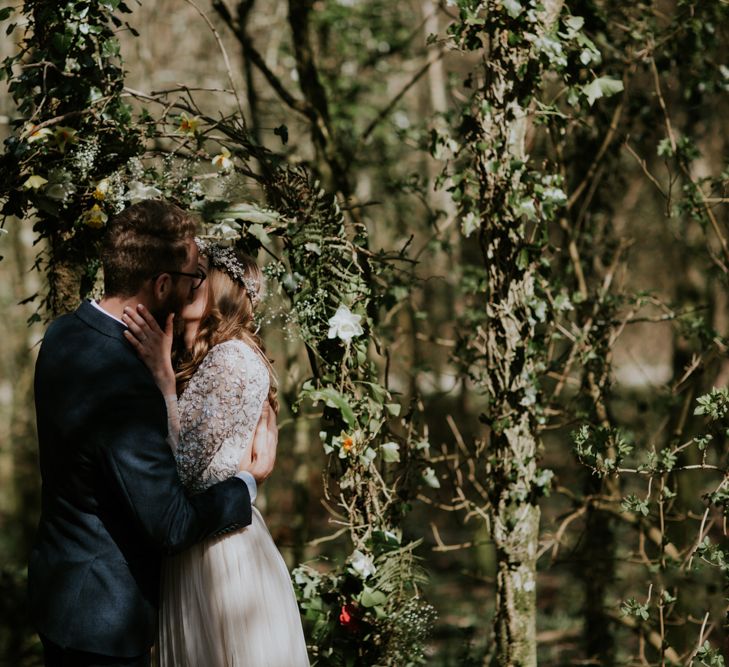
23,175,48,190
82,204,108,229
25,125,53,143
54,126,78,152
212,146,233,171
93,178,110,201
342,436,354,453
178,112,200,135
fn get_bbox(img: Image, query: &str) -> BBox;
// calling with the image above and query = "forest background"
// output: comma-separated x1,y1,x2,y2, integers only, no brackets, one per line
1,1,729,666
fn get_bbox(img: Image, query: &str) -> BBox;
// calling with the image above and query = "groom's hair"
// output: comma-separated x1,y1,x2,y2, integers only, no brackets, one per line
101,199,198,297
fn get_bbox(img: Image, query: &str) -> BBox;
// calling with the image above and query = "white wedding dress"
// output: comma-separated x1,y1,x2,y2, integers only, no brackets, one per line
158,339,309,667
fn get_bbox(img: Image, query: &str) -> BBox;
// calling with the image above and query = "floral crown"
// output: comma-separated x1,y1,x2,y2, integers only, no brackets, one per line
194,237,261,306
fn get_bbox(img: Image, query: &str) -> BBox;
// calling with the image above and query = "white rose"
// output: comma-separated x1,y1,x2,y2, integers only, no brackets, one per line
126,181,162,204
327,305,363,343
350,549,376,579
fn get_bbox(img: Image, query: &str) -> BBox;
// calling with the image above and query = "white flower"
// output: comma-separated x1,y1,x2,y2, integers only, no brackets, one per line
125,181,162,204
422,467,441,489
327,305,363,343
25,126,53,143
93,178,110,201
212,147,233,171
350,549,376,579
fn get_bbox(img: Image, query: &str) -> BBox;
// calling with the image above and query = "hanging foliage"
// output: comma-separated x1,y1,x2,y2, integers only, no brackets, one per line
0,0,144,316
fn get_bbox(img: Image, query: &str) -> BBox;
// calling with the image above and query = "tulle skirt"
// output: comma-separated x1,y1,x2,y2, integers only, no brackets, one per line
158,508,310,667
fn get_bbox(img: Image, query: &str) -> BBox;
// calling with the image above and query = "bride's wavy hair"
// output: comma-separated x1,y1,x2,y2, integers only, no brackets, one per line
174,248,279,413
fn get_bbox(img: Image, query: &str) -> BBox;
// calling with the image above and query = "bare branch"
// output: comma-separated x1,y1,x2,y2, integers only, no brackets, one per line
361,49,445,142
182,0,248,129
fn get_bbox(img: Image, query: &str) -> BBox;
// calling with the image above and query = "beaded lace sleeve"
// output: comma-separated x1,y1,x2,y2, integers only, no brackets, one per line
174,339,270,493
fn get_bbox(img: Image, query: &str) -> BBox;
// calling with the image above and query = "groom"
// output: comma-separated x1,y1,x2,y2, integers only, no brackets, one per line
28,200,276,667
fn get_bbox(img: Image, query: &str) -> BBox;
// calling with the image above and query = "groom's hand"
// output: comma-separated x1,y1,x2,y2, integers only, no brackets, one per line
238,403,277,483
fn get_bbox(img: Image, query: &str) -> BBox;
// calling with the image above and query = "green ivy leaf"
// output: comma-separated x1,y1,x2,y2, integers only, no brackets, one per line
304,387,357,428
582,77,624,106
385,403,401,417
380,442,400,463
359,586,387,608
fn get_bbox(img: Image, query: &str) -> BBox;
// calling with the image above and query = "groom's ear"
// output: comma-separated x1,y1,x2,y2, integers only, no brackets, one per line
152,273,172,301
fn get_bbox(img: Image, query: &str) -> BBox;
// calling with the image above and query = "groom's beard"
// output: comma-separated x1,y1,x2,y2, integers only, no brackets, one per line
151,286,187,328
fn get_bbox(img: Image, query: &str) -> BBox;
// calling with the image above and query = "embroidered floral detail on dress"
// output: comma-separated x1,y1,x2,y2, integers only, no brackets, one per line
172,339,270,493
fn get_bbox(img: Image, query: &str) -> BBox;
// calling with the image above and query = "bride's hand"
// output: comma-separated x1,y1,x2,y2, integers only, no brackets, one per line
122,304,176,397
239,403,278,483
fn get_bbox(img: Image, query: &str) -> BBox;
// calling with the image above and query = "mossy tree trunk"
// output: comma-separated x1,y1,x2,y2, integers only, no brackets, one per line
449,2,564,664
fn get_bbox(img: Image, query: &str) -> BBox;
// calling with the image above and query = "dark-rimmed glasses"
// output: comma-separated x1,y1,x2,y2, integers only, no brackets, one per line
156,267,207,290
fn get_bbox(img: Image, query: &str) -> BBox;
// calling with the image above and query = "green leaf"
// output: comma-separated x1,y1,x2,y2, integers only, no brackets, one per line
51,30,74,57
380,442,400,463
359,586,387,608
0,7,15,21
582,77,624,106
248,223,271,244
385,403,401,417
564,16,585,32
359,447,377,466
304,387,357,428
502,0,522,18
101,37,121,59
209,202,280,226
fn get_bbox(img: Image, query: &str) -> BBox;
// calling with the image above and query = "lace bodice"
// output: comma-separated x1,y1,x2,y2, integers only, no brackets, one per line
167,339,270,493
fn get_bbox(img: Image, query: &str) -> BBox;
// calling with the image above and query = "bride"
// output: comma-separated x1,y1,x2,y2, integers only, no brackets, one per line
121,239,309,666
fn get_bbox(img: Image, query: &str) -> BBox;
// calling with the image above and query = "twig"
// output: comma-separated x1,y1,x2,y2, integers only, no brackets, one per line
212,1,314,119
361,49,445,142
685,612,711,666
19,110,89,138
605,610,681,664
624,140,667,197
307,526,349,547
430,522,474,552
567,94,625,210
182,0,247,129
549,506,587,561
650,58,676,154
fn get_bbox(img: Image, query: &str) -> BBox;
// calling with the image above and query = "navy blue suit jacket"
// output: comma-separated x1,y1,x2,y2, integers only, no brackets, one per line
28,300,252,657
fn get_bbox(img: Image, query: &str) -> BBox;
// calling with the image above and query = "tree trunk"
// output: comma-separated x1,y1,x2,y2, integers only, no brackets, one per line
456,2,563,664
7,220,42,559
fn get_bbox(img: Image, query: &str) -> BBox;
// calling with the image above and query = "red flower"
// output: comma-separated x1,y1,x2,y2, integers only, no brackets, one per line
339,603,359,631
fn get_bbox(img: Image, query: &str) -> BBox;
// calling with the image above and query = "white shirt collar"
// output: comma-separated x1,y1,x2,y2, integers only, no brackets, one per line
90,299,126,326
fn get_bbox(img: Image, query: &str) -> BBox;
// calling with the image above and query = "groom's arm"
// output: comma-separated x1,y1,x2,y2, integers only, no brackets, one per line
95,383,252,554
